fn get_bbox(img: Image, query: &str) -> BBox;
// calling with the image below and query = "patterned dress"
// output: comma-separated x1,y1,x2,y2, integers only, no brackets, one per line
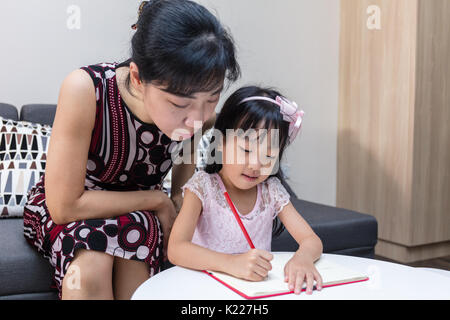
23,62,180,298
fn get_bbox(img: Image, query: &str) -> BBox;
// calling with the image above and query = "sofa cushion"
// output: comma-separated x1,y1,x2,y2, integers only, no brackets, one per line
0,117,51,217
0,218,57,298
20,104,56,126
0,103,19,121
272,198,378,258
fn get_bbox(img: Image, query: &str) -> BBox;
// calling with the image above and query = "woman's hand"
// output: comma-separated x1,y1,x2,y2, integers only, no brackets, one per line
284,252,323,295
153,191,178,261
227,249,274,281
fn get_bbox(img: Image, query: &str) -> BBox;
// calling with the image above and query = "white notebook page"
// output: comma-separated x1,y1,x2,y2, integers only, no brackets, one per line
207,253,368,297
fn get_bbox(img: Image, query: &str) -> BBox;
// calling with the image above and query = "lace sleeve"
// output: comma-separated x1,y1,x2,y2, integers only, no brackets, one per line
268,177,291,218
181,170,209,207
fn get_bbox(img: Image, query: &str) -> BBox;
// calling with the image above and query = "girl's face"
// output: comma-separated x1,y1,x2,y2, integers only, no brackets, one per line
220,128,280,190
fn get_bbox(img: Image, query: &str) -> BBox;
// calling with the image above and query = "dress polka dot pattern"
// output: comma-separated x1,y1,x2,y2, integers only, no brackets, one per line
23,62,181,299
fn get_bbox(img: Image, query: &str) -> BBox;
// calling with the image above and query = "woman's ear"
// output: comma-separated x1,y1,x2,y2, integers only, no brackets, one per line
129,62,144,93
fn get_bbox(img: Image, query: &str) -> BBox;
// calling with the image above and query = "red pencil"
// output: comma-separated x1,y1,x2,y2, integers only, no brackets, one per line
223,191,255,249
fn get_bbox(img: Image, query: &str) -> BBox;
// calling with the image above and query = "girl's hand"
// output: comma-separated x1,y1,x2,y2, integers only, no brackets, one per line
228,249,274,281
154,192,178,261
284,252,323,295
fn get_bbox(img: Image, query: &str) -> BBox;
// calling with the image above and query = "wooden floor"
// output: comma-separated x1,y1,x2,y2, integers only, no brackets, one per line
374,255,450,271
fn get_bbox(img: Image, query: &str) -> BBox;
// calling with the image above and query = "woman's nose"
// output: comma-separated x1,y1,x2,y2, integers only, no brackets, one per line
184,117,197,128
185,108,211,128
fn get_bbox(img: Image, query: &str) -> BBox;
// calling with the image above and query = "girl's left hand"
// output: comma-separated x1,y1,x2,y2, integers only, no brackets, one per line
284,252,323,295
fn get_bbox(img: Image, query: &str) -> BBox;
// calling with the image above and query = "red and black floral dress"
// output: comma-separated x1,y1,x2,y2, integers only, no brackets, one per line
23,62,180,298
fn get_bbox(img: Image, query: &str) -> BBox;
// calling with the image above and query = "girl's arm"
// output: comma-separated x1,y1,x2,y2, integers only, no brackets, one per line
278,202,324,294
45,69,173,225
168,189,273,281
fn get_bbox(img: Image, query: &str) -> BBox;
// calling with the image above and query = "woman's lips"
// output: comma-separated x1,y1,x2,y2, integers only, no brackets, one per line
172,129,194,140
180,132,193,139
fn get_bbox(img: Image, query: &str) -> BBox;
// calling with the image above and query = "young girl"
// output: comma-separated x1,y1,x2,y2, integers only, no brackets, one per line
23,0,240,300
168,86,324,295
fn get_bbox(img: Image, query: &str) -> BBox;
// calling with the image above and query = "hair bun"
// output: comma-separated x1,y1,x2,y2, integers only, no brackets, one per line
131,1,151,30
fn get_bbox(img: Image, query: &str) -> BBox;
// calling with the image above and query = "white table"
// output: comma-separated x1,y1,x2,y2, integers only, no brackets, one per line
132,253,450,300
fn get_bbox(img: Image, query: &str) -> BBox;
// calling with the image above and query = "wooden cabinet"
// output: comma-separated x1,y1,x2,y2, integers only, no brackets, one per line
337,0,450,263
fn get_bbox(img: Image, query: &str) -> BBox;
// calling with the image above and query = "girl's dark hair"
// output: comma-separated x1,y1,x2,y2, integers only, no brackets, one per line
119,0,241,96
205,86,293,237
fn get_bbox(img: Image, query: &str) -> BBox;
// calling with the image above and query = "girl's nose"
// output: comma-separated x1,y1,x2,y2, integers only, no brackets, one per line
247,153,262,171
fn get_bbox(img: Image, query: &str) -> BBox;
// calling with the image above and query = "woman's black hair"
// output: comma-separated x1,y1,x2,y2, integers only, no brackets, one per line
204,86,293,237
118,0,241,96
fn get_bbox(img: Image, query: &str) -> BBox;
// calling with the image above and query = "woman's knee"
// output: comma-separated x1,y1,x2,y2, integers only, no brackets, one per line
113,257,150,300
62,249,114,298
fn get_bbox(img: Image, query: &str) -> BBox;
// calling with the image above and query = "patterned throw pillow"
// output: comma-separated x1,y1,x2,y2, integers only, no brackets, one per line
0,117,51,217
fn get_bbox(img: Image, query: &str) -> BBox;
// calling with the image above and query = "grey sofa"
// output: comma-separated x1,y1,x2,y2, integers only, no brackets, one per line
0,103,378,300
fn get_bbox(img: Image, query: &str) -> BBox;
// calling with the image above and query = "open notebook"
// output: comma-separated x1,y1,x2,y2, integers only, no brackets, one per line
204,253,369,299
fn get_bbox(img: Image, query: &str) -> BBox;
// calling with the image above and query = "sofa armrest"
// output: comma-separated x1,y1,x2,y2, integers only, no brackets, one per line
272,197,378,258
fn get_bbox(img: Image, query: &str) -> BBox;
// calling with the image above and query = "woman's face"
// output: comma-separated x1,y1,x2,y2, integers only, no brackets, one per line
143,83,222,141
129,62,222,141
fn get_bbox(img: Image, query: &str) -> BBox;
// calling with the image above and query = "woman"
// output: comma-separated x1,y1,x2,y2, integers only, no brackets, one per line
23,0,240,300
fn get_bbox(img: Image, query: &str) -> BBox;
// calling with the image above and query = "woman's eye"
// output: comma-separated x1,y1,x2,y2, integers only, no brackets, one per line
171,102,189,109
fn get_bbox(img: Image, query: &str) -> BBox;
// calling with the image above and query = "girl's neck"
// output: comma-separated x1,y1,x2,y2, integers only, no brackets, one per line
217,171,258,216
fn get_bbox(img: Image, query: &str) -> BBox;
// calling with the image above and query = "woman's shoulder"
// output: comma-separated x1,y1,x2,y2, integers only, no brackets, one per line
79,62,118,86
57,69,97,125
79,61,117,75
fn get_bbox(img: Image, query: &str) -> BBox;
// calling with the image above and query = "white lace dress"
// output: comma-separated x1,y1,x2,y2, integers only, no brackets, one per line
181,170,290,254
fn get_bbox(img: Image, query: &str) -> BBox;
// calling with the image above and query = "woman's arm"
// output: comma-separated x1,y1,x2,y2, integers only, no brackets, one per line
45,69,170,225
170,161,196,213
167,189,273,281
278,202,323,294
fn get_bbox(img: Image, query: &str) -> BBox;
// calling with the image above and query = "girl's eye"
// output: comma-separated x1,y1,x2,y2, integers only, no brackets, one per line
239,146,251,153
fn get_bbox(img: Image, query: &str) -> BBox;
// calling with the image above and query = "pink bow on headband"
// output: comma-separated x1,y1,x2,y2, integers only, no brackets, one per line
240,96,305,143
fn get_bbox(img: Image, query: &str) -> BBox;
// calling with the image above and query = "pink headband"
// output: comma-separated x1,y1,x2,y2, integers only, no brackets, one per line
240,96,305,143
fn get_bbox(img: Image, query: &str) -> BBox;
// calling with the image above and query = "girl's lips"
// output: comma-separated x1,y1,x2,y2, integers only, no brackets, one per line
242,174,258,182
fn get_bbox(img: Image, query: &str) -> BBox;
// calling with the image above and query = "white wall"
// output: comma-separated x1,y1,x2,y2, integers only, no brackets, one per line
0,0,340,207
0,0,136,108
